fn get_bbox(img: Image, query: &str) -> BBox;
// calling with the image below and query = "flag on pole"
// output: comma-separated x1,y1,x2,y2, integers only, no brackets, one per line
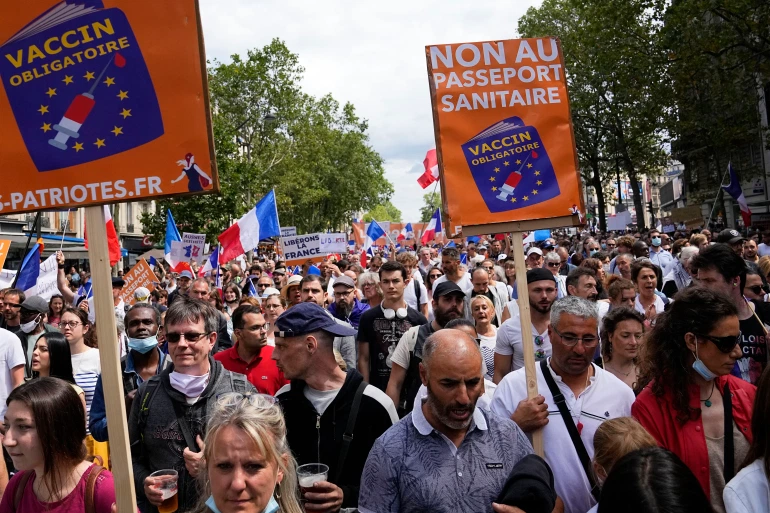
417,149,439,188
77,280,93,300
199,248,219,277
84,206,120,267
148,256,157,270
421,209,442,244
460,253,467,265
397,223,414,241
164,209,182,269
15,244,41,293
248,278,259,298
219,190,281,264
364,220,386,251
308,265,321,276
722,162,752,227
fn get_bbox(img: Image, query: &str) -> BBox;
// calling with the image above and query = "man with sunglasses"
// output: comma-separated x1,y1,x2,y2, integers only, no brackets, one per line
0,288,24,334
491,296,635,513
692,244,770,384
129,297,255,512
274,302,397,513
215,304,287,395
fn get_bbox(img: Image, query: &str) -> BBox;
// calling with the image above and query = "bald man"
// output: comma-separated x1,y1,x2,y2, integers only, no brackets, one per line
360,330,541,513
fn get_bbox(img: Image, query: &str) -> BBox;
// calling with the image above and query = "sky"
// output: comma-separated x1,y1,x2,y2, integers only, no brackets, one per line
199,0,543,222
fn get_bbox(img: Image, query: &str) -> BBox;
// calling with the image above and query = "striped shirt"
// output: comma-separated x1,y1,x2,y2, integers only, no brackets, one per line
71,348,101,434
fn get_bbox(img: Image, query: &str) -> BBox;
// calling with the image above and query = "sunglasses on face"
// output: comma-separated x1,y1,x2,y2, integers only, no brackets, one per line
698,332,742,354
165,331,209,343
746,286,764,296
547,262,560,268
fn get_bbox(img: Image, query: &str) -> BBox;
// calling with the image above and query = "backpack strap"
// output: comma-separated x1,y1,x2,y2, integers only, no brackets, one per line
13,471,33,512
413,279,421,304
334,380,367,484
85,465,105,513
138,378,161,436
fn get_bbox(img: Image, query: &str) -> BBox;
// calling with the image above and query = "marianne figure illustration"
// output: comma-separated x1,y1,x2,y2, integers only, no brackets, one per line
172,153,212,192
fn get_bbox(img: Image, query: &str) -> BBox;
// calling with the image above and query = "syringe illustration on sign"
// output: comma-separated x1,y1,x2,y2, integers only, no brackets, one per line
461,116,560,214
49,53,125,150
0,0,164,171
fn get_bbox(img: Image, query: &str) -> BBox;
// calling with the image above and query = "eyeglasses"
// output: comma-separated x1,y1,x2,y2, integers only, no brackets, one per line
217,392,278,408
334,290,354,298
698,332,741,354
60,321,82,329
165,331,209,343
746,286,764,296
546,262,560,268
552,326,598,348
607,243,616,248
481,266,494,271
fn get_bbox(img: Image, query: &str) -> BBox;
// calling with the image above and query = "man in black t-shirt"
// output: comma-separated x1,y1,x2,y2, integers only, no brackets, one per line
357,260,427,391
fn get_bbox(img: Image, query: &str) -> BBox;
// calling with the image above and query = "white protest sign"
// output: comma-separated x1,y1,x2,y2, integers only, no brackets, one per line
319,233,347,254
34,254,59,301
182,232,207,263
0,269,15,289
281,226,297,237
281,234,324,265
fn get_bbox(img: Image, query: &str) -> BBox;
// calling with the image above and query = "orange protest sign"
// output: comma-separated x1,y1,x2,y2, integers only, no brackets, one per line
425,38,584,233
118,258,158,305
0,0,216,214
0,240,10,270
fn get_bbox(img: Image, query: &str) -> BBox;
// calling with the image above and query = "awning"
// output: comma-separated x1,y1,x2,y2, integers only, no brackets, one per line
137,248,164,262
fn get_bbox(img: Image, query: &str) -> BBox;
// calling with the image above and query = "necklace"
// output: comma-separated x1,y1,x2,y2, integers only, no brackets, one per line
607,363,632,377
701,381,716,408
575,367,593,435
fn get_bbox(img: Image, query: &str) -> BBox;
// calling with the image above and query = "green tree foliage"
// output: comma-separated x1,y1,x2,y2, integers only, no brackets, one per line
140,39,393,242
419,192,442,223
363,201,402,223
518,0,669,230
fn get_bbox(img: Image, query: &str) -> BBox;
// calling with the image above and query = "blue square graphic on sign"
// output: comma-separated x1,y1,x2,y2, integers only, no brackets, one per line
0,0,164,172
461,116,560,213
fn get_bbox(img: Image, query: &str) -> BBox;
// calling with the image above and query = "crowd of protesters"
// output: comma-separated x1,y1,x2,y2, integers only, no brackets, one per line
0,226,768,512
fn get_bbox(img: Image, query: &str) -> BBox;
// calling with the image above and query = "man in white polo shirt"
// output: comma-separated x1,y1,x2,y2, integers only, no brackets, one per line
491,296,634,513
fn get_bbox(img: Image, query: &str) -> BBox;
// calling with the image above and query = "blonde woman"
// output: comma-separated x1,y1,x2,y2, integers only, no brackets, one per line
471,295,497,380
195,393,303,513
358,272,383,308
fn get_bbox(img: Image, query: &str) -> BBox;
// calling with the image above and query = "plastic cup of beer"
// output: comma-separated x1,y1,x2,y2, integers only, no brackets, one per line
150,469,179,513
297,463,329,504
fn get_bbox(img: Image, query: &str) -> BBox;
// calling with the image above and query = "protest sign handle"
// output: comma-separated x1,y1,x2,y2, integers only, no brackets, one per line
511,230,544,457
84,206,137,511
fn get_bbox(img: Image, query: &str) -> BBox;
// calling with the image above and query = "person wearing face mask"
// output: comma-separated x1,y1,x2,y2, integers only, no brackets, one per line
633,286,755,513
128,297,256,512
89,304,170,442
647,229,675,273
14,296,59,378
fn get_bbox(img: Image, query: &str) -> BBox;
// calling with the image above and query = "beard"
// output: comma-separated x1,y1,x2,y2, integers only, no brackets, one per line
426,383,475,431
530,300,553,315
336,301,354,318
435,306,462,327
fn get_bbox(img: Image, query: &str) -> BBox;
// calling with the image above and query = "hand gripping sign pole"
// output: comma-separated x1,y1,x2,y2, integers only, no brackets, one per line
84,205,137,511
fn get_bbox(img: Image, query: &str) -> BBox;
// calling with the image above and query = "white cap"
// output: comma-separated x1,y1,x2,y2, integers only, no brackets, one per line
134,287,151,302
497,253,507,261
262,287,280,298
527,247,543,257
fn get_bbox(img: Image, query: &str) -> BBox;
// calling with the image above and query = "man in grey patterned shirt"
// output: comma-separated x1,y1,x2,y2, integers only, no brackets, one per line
359,329,535,513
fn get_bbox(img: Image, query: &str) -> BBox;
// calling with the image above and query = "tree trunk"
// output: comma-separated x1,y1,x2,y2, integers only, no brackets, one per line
590,157,607,233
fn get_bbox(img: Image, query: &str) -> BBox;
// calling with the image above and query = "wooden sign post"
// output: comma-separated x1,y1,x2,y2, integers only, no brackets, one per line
85,206,136,510
425,37,585,458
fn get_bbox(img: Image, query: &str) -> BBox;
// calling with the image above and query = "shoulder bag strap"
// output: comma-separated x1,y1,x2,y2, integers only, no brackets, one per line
723,381,735,483
539,359,601,501
334,381,368,484
85,465,105,513
13,471,33,512
172,399,200,451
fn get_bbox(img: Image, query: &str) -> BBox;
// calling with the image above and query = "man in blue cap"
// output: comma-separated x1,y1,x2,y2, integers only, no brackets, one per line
274,302,398,513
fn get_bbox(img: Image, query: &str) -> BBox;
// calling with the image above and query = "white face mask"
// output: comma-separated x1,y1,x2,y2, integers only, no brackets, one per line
169,372,209,397
20,314,41,334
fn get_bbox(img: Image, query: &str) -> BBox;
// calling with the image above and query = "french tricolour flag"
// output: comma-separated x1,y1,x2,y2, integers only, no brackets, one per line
218,190,281,264
722,162,752,227
199,247,219,277
164,209,182,270
417,149,439,189
84,206,121,267
421,208,442,244
397,223,414,241
364,220,386,251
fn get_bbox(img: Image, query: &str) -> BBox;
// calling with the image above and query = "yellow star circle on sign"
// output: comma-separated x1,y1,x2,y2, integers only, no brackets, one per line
489,176,495,182
535,171,541,176
73,142,84,152
494,167,500,172
104,77,115,87
516,159,521,165
45,88,56,97
84,71,95,81
503,161,510,166
40,123,52,132
117,90,129,100
532,190,539,195
523,195,529,201
38,105,49,115
511,197,517,203
526,163,533,169
111,126,123,136
63,75,74,85
537,180,543,186
120,109,132,119
491,186,498,191
94,138,106,148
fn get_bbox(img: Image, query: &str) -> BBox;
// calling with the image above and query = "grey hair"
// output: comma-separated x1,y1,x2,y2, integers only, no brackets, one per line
422,329,482,372
544,252,561,264
679,246,699,265
550,296,598,328
615,253,634,264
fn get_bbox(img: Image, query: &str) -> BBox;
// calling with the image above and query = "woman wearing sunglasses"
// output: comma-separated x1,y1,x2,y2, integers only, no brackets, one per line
632,286,755,513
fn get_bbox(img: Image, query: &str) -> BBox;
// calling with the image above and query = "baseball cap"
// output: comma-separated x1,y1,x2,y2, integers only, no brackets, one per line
332,275,356,289
274,302,357,338
527,247,544,257
21,296,48,314
179,270,194,280
134,287,151,303
478,245,488,252
261,287,280,298
527,268,556,284
112,276,126,288
432,281,465,300
717,229,745,245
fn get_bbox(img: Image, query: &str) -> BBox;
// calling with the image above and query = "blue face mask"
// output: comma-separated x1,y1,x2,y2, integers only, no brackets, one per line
651,237,662,247
692,343,717,381
589,249,598,257
127,334,159,354
205,494,279,513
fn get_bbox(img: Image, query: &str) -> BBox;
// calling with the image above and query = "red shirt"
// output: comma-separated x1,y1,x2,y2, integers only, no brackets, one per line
214,343,288,395
632,374,755,500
